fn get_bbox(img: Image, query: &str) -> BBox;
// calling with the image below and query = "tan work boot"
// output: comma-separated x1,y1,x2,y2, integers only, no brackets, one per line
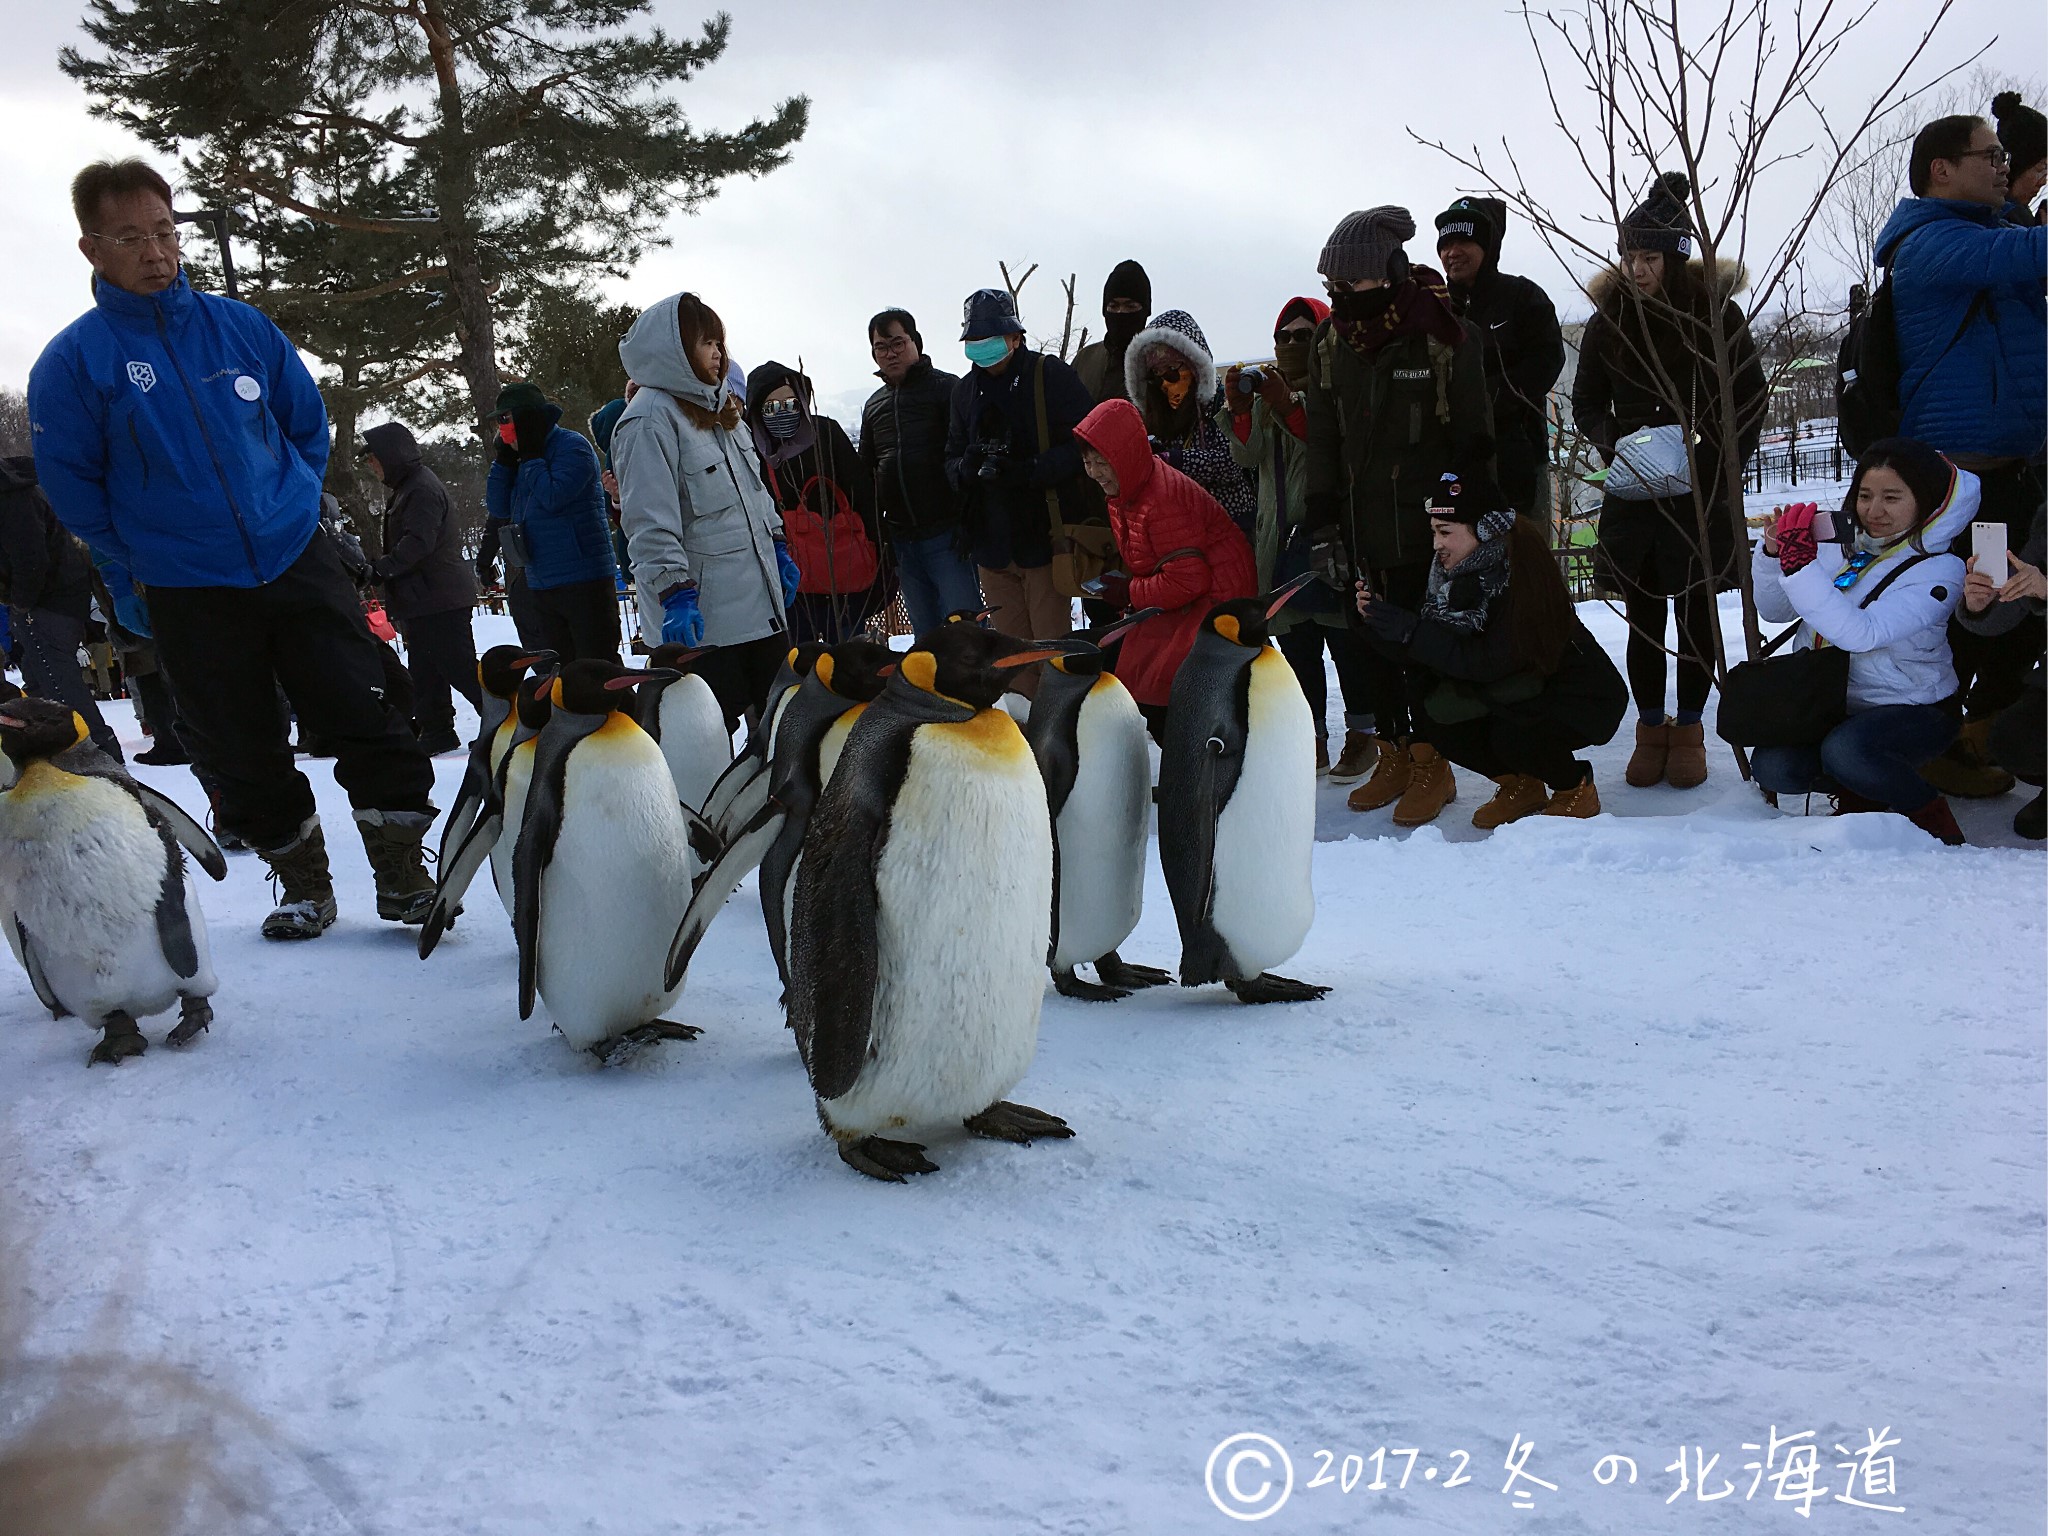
1392,742,1457,826
1920,717,2016,799
1665,721,1709,789
1314,737,1331,775
1471,773,1550,829
1542,770,1603,818
1624,719,1671,787
1328,729,1379,784
1346,740,1410,812
255,815,338,941
354,808,438,924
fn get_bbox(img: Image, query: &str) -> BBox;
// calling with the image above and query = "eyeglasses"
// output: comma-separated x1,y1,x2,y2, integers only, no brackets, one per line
871,336,912,354
90,229,181,252
1951,145,2011,168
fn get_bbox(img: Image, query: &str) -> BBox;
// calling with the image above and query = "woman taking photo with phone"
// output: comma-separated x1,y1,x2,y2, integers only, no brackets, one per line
1748,438,1982,843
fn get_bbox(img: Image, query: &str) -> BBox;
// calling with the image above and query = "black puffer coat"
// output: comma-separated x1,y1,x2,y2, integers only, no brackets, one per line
365,423,478,620
860,357,965,540
1447,266,1565,514
1572,262,1768,596
0,456,93,619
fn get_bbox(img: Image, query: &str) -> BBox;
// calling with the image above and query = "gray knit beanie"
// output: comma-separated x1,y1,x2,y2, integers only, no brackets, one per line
1318,205,1417,284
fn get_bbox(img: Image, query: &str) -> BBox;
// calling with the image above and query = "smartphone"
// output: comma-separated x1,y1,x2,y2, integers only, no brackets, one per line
1973,521,2009,585
1811,508,1836,542
1079,577,1106,598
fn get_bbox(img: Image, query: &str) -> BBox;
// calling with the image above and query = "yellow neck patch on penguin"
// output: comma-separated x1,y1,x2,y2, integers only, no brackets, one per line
932,707,1031,761
69,712,91,750
815,654,838,692
548,677,566,708
1213,614,1242,646
900,651,939,694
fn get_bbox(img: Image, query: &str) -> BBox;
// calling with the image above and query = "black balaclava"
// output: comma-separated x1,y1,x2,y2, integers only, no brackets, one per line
1101,259,1152,361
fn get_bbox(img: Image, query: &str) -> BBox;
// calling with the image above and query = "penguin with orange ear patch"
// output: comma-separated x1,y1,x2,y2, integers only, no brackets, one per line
786,622,1093,1182
1159,576,1330,1003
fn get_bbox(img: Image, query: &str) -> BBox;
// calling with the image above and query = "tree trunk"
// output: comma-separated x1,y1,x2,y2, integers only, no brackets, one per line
419,0,500,436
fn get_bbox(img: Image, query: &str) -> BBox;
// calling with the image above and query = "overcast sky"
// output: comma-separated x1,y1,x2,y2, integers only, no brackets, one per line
1,0,2039,427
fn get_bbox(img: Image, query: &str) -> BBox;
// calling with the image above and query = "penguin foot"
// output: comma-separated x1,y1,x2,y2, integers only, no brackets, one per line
1226,972,1331,1004
591,1020,703,1066
962,1101,1075,1144
1053,968,1129,1003
838,1137,939,1182
88,1014,148,1068
164,997,212,1048
1095,951,1174,990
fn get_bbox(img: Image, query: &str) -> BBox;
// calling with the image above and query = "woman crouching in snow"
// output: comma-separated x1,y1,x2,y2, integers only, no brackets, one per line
1352,469,1628,828
1750,439,1980,844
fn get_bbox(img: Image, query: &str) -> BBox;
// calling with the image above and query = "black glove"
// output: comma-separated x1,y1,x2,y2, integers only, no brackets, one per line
1308,523,1349,590
990,450,1034,486
958,444,987,482
493,439,520,471
512,410,552,460
474,554,498,584
1358,593,1418,645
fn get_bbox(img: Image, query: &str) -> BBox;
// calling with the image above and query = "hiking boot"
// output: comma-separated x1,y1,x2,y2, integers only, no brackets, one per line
1471,773,1549,829
1346,740,1410,812
135,743,192,767
255,816,339,940
418,728,464,756
1920,718,2016,799
1904,795,1965,846
1542,767,1602,818
1665,721,1709,788
354,808,438,923
1314,737,1330,775
1624,720,1670,787
1328,729,1379,783
1391,743,1456,827
1829,789,1887,815
2015,789,2045,841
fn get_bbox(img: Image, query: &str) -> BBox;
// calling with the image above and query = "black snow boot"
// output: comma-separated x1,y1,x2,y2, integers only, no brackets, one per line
354,808,437,924
255,815,339,940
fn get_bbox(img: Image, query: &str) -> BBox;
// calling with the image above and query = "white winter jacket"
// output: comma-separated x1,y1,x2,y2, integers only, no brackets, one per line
1750,466,1979,711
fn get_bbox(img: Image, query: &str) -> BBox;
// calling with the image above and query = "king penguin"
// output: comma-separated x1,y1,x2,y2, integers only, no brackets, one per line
1158,576,1329,1003
1023,610,1175,1001
437,645,556,872
638,642,732,813
786,623,1091,1182
513,659,706,1064
0,697,226,1064
698,641,827,843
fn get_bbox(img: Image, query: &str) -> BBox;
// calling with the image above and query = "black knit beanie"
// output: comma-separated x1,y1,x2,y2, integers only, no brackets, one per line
1435,196,1506,266
1619,172,1695,257
1994,91,2047,177
1848,437,1956,538
1425,468,1518,538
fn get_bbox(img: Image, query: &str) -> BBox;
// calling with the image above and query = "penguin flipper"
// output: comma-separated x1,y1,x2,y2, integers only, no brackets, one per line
153,841,203,980
788,754,896,1104
702,751,770,843
419,809,502,959
437,736,495,866
12,917,63,1016
1174,718,1246,988
127,783,227,881
664,799,782,991
680,803,722,867
511,716,602,1021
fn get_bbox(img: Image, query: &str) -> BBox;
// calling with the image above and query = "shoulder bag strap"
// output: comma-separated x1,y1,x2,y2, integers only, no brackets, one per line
1033,353,1068,547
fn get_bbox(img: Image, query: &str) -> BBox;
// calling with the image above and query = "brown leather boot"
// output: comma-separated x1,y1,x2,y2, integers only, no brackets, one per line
1624,720,1671,787
1471,773,1549,829
1665,721,1709,789
1392,743,1457,826
1904,795,1966,845
1328,729,1379,784
1347,740,1410,812
1314,737,1330,775
1541,770,1603,818
1920,718,2017,799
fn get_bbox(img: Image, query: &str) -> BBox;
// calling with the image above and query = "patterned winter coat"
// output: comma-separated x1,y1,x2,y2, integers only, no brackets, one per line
1074,399,1256,707
1125,309,1258,537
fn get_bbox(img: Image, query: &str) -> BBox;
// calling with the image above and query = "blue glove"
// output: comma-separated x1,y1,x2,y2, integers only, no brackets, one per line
113,591,152,640
776,541,802,607
661,585,704,647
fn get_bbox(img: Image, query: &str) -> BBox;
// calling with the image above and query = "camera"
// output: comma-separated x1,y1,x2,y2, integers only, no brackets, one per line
1239,366,1267,391
976,438,1011,480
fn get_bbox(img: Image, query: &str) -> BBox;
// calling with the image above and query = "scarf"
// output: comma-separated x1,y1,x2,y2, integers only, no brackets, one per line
1420,534,1510,634
1331,266,1466,359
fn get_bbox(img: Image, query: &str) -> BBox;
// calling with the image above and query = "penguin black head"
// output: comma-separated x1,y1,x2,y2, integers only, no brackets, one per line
550,658,679,716
787,641,830,680
514,670,557,731
477,645,558,700
815,639,897,703
0,695,93,768
895,624,1091,711
1048,606,1165,677
645,642,716,677
1201,573,1321,651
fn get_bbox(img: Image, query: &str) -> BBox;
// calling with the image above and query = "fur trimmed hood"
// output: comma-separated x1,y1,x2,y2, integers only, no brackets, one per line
1587,258,1750,316
1123,308,1218,404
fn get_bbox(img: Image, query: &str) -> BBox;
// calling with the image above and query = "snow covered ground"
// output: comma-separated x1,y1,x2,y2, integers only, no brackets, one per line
1,596,2042,1534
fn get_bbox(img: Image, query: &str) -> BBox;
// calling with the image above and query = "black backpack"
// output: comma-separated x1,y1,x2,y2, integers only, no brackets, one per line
1836,265,1992,459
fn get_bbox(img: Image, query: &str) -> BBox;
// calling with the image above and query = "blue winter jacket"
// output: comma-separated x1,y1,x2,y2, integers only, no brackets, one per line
26,273,329,588
1873,197,2047,459
483,407,619,591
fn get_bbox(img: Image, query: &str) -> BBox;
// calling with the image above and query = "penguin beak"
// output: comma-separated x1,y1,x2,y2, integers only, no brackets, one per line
1093,606,1164,646
0,714,25,731
1263,571,1320,620
994,637,1097,669
604,669,680,691
877,663,898,677
513,650,558,671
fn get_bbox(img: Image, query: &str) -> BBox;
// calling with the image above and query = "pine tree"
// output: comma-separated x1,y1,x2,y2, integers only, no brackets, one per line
62,1,807,434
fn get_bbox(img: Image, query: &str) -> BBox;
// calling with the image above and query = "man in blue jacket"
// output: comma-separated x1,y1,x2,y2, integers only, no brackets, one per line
27,158,438,940
482,381,619,663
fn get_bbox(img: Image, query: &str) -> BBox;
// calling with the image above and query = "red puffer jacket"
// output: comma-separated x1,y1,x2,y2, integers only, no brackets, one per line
1074,398,1256,706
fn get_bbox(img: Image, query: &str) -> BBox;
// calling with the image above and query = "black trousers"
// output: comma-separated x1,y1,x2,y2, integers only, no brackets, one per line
1424,708,1593,792
1277,622,1374,740
1621,581,1716,719
148,532,435,849
699,632,789,735
1988,666,2045,785
399,608,482,739
529,577,620,664
505,570,548,651
10,606,121,759
1353,561,1430,740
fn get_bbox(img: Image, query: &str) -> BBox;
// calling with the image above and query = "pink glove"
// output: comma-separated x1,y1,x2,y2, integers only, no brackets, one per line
1776,501,1819,575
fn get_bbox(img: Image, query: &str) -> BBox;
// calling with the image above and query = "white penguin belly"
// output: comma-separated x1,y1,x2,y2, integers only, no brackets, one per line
1051,679,1151,971
1208,648,1316,976
493,748,535,919
0,771,214,1025
823,714,1053,1137
535,725,696,1050
658,675,732,812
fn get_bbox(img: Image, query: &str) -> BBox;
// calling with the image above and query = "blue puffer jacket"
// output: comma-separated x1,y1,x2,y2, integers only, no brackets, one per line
483,407,619,591
1873,197,2047,459
26,273,330,588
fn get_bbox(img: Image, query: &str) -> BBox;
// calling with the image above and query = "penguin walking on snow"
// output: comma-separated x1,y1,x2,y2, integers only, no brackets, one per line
437,645,556,872
514,659,717,1064
638,642,732,812
1158,576,1330,1003
1023,610,1174,1001
697,642,827,842
787,623,1090,1182
0,698,226,1064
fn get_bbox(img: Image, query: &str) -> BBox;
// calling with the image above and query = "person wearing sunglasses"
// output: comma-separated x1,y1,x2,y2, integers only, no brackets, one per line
1750,438,1983,844
1875,113,2046,801
28,156,440,941
1123,308,1257,546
